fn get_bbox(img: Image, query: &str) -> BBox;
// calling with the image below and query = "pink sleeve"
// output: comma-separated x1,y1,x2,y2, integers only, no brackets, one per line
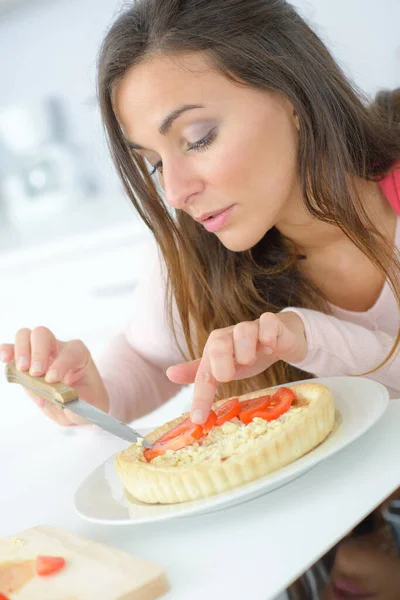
97,332,182,422
281,308,400,394
380,163,400,215
96,246,189,423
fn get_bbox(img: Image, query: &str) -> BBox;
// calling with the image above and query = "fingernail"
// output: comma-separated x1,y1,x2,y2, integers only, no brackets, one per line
0,351,8,362
45,370,58,383
191,409,204,424
30,361,43,375
17,356,29,370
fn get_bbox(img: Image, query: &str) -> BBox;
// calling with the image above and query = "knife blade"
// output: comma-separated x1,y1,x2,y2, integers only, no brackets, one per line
5,361,152,448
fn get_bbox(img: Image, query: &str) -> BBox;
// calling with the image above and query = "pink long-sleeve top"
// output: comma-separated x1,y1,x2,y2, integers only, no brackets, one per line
98,165,400,422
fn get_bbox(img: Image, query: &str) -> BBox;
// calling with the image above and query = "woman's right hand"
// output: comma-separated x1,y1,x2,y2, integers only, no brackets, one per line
0,326,109,426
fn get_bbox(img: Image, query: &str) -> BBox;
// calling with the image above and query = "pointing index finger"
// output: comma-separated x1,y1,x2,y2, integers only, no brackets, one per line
190,352,219,424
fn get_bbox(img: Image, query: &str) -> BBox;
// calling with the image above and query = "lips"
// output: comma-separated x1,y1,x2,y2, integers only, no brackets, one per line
195,206,233,223
331,578,375,599
197,205,235,233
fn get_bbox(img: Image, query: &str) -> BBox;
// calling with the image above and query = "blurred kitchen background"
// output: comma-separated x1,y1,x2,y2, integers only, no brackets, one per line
0,0,399,428
0,0,141,253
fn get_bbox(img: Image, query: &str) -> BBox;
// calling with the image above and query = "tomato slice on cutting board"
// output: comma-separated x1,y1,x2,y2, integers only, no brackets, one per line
238,395,272,425
215,398,241,425
252,387,295,422
36,556,66,576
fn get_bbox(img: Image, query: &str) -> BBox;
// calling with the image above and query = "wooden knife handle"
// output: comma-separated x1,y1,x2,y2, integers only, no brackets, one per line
5,361,78,405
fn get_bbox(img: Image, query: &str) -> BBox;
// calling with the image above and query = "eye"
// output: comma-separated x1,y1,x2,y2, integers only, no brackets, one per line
188,127,218,152
148,127,218,178
149,161,163,176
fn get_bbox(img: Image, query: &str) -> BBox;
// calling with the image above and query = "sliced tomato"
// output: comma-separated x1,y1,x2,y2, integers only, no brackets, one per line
215,398,241,426
155,418,203,444
36,556,65,577
252,387,295,422
143,419,203,462
238,395,273,425
144,412,218,462
144,435,193,462
202,410,217,433
0,594,10,600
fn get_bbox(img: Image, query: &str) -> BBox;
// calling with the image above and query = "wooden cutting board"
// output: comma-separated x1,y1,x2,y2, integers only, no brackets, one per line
0,525,169,600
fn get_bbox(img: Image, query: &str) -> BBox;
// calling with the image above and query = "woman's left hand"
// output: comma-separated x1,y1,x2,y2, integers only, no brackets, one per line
166,310,307,424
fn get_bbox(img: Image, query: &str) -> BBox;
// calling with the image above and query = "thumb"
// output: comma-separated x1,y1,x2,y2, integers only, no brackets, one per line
166,358,201,384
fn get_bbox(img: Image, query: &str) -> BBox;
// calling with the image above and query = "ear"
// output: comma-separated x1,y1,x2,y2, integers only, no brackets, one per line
293,108,300,131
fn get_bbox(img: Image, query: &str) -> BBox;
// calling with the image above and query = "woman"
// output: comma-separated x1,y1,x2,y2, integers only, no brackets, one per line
0,0,399,428
322,490,400,600
287,492,400,599
323,529,400,600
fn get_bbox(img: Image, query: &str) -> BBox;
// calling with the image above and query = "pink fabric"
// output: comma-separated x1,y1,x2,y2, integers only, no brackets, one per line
98,166,400,422
380,162,400,214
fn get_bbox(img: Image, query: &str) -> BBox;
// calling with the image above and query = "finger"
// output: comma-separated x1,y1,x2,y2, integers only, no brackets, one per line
191,352,219,424
166,359,201,384
232,321,259,365
29,326,59,376
0,344,15,363
258,312,281,354
26,390,46,409
275,311,307,362
44,339,89,385
25,389,67,423
62,407,89,425
42,400,77,426
43,401,88,426
14,328,32,371
208,334,235,383
29,391,88,426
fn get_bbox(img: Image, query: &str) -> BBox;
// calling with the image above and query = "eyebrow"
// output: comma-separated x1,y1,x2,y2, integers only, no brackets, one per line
127,104,204,150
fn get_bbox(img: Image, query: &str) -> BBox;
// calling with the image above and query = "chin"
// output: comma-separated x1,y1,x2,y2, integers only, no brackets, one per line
217,230,266,253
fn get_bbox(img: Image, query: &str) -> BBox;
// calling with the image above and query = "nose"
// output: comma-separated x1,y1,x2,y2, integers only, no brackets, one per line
161,157,203,210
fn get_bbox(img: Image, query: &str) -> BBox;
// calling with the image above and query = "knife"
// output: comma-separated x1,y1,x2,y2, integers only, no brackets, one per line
5,361,151,448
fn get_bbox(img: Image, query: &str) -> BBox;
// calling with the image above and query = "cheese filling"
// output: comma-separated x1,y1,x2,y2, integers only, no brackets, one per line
130,403,308,467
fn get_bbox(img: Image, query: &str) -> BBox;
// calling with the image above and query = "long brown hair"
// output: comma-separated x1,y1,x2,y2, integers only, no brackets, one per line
98,0,400,398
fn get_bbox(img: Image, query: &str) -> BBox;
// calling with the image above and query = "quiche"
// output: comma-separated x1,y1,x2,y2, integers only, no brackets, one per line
115,382,335,504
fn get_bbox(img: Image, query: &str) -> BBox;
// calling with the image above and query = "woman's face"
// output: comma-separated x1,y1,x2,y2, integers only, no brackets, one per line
113,52,301,252
324,533,400,600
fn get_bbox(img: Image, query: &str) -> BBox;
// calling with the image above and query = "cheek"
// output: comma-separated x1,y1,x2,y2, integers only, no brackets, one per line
205,143,246,188
334,540,400,590
250,117,299,197
206,117,298,203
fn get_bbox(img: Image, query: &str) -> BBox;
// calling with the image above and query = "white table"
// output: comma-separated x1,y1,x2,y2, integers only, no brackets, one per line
1,378,399,600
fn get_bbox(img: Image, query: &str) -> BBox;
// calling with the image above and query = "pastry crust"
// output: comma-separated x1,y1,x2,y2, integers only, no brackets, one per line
115,382,335,504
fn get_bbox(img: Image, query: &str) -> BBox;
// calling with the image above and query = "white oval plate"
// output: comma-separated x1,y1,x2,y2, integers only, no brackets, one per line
75,376,389,525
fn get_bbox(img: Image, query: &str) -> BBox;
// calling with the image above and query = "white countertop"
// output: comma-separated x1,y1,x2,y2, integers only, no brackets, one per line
1,377,400,600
